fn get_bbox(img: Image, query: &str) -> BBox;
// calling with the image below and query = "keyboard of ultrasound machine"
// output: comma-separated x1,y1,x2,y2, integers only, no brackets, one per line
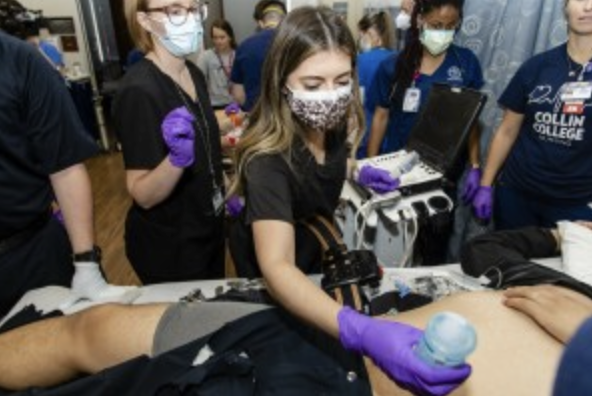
360,151,443,196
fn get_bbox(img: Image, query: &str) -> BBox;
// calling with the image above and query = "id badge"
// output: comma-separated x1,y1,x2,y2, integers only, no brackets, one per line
403,88,421,113
212,186,224,215
561,82,592,102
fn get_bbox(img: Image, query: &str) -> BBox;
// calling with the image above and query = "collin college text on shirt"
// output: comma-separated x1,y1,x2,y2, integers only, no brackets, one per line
529,84,587,147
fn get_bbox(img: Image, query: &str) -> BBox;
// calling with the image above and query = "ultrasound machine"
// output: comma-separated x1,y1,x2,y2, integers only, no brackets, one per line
339,83,488,268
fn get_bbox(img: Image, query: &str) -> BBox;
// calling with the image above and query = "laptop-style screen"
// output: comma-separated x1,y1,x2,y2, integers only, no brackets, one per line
407,84,488,176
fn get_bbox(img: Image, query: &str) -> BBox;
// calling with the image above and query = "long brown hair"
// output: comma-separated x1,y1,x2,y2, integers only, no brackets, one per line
230,6,364,196
211,19,237,49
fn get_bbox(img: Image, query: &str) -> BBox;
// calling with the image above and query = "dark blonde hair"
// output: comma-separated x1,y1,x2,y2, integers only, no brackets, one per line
231,6,364,196
358,11,396,49
124,0,154,53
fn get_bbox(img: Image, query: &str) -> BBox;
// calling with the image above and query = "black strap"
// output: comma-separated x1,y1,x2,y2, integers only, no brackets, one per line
300,215,381,313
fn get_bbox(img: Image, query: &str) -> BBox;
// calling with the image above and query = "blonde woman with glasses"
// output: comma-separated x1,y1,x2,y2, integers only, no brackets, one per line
113,0,226,284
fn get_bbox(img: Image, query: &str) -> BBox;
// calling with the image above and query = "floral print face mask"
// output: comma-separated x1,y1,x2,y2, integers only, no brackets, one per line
285,84,353,131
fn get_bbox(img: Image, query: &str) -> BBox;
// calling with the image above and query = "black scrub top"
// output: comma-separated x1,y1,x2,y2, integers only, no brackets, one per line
0,32,98,239
230,131,349,277
113,59,225,282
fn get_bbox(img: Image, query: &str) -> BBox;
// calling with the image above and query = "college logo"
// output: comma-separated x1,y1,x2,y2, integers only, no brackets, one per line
447,66,463,82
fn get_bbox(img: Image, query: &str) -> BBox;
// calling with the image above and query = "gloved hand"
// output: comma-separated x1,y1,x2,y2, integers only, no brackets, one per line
226,195,244,217
356,165,400,194
338,307,471,396
472,186,493,221
225,102,243,129
53,208,64,225
224,102,241,116
461,168,482,204
162,106,196,168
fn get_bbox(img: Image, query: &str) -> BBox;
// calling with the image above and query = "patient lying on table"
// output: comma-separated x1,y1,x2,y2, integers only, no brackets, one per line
0,286,589,395
1,223,592,394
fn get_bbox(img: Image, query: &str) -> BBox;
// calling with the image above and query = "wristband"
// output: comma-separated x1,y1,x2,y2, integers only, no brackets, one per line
73,245,102,262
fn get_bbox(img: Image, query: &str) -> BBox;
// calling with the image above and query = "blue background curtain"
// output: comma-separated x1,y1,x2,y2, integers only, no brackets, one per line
455,0,568,155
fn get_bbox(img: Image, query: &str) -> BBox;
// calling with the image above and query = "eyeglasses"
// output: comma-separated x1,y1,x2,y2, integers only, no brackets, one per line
145,2,208,26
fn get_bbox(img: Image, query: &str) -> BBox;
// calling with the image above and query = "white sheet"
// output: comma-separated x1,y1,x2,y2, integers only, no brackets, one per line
0,260,563,328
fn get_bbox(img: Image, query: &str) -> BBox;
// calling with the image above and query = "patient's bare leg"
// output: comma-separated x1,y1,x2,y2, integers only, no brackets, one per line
0,303,168,390
368,291,563,396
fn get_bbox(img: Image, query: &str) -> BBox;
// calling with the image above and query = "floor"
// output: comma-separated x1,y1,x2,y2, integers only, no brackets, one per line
85,152,141,286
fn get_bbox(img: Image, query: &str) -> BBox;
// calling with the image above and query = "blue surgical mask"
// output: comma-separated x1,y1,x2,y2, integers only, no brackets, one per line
156,15,203,57
420,29,455,56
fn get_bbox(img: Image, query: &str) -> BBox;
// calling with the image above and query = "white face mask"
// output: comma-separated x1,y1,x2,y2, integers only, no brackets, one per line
285,84,353,131
395,11,412,30
155,15,204,57
420,28,455,56
359,36,373,53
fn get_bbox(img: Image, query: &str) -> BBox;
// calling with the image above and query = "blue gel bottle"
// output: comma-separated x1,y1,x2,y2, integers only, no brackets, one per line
416,311,477,367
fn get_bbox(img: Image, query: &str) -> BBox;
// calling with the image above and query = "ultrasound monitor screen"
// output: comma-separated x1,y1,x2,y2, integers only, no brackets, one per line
407,84,487,173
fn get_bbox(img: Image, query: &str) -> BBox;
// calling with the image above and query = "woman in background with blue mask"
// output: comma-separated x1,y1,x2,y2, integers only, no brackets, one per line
366,0,484,263
228,7,470,396
367,0,483,175
113,0,225,284
356,11,396,158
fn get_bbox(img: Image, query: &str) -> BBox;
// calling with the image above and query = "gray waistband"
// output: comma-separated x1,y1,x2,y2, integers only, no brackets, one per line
152,301,270,356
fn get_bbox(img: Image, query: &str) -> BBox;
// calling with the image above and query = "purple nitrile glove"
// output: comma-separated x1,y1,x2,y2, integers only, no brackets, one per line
461,168,482,204
357,165,400,194
224,102,241,116
53,208,64,226
338,307,471,396
162,106,196,168
472,186,493,221
226,195,244,217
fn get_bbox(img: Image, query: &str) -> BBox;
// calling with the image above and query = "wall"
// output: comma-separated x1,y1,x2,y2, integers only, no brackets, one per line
20,0,90,74
289,0,389,36
223,0,285,44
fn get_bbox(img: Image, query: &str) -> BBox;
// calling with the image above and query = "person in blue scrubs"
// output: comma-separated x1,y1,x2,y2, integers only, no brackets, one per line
366,0,485,263
25,29,65,71
356,11,396,158
474,0,592,230
367,0,483,159
230,0,286,112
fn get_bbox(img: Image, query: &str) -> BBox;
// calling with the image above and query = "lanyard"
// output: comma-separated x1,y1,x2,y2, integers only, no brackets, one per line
412,71,421,87
215,51,234,80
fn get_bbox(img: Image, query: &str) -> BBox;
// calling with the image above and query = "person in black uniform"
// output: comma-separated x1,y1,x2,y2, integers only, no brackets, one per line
228,6,469,395
0,0,134,318
114,0,225,284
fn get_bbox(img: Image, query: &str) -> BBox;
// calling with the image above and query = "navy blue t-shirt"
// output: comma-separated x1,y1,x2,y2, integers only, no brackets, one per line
230,29,275,112
499,43,592,204
0,32,98,238
554,316,592,395
372,44,484,153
